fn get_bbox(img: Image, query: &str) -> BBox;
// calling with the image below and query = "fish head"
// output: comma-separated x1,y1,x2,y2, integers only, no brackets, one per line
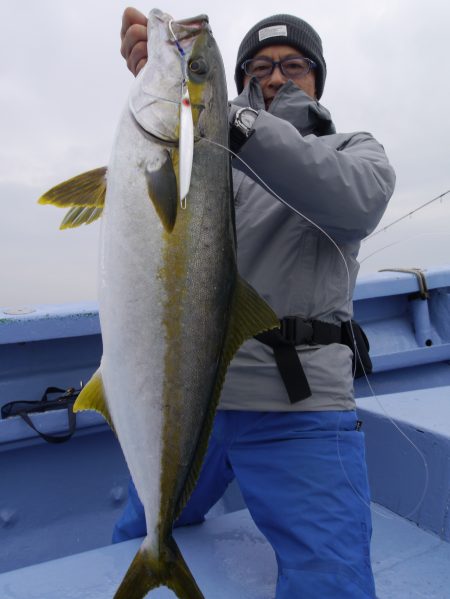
183,18,228,142
129,9,211,143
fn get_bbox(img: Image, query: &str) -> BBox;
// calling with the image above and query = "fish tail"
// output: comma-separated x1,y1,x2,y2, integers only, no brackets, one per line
114,536,204,599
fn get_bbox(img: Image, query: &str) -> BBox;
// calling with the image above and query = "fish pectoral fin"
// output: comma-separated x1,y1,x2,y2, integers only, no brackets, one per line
145,151,178,233
60,205,104,229
73,369,114,430
38,167,107,229
114,537,204,599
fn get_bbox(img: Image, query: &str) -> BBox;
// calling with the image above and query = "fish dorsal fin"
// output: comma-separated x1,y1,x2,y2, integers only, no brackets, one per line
175,275,279,516
73,369,114,430
38,167,107,229
145,151,178,233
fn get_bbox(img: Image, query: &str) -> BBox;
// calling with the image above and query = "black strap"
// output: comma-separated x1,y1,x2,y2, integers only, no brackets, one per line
255,329,312,403
18,404,76,444
1,387,79,444
255,318,342,404
341,321,373,378
280,317,341,346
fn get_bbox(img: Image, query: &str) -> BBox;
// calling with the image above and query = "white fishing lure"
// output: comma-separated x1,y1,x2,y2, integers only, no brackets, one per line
169,18,194,208
179,86,194,208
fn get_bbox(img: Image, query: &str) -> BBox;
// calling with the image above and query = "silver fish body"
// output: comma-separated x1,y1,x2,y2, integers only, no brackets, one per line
41,9,277,598
99,9,235,560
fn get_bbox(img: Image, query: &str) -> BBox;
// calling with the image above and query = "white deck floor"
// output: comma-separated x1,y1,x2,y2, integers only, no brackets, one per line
1,503,450,598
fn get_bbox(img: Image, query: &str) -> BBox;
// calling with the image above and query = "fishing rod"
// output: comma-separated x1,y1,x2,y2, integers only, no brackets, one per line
364,189,450,241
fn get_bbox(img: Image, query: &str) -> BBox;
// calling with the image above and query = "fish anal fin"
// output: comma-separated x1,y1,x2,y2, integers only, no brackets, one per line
73,369,114,430
38,166,107,229
114,537,204,599
176,275,279,515
145,151,178,233
224,275,280,359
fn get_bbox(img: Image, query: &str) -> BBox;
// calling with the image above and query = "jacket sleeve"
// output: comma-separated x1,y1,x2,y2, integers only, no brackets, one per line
235,110,396,243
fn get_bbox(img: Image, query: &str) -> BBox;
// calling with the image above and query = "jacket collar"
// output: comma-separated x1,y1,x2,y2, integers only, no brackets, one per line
232,78,336,137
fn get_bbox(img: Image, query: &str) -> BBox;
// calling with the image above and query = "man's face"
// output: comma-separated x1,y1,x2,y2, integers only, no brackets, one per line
243,44,317,110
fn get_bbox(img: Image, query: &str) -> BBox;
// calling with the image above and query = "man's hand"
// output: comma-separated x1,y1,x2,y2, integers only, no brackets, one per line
121,7,148,76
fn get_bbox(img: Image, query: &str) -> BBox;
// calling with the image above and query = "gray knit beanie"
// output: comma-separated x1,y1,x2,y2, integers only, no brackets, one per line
235,14,326,99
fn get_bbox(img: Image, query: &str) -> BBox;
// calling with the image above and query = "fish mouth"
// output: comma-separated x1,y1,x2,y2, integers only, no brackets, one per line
172,14,209,31
169,14,210,51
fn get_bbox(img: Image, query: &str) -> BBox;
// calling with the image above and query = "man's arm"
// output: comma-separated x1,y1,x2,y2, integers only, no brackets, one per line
235,111,396,243
121,7,148,76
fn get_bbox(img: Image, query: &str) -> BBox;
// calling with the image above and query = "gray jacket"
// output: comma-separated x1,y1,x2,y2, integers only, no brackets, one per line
219,79,396,412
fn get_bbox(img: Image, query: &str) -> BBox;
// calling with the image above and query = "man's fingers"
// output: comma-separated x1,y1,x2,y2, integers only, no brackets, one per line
127,41,148,76
121,23,147,60
120,7,148,76
121,7,147,41
135,57,147,75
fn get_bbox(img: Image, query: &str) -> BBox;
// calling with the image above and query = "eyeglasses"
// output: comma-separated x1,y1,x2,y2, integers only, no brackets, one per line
241,57,316,80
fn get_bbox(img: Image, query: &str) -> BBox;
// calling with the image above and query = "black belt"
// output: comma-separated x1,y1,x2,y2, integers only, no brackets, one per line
255,317,342,404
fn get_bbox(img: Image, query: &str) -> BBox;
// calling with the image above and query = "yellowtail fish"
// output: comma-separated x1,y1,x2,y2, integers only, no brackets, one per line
38,9,278,598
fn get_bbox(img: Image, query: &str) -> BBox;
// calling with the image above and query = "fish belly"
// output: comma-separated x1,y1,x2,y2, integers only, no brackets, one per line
98,110,235,555
99,115,168,548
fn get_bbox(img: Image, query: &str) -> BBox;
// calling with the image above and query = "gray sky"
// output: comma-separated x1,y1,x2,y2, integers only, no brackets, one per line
1,0,449,307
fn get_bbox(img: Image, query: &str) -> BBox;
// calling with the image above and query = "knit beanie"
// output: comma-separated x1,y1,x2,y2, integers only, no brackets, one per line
235,14,326,99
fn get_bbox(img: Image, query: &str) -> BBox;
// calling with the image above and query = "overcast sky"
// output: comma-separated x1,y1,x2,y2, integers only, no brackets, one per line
1,0,449,307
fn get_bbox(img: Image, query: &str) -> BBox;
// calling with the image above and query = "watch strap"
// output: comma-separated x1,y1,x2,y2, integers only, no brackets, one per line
229,107,258,154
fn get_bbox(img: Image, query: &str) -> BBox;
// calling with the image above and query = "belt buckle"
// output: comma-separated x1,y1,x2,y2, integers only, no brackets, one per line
281,317,314,345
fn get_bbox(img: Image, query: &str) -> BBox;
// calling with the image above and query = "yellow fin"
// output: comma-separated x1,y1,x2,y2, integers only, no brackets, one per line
114,537,204,599
223,275,280,360
38,166,107,229
60,205,103,229
176,275,279,515
145,151,178,233
73,369,113,429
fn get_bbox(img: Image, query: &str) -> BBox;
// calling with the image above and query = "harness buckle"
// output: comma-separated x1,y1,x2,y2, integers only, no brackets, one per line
280,317,314,345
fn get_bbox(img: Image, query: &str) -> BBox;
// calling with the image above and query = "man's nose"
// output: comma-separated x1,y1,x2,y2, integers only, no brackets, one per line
267,63,287,86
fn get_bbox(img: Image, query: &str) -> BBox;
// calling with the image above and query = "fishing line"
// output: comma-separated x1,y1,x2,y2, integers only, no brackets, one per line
360,232,450,265
168,19,186,60
364,189,450,241
350,347,430,520
202,135,430,519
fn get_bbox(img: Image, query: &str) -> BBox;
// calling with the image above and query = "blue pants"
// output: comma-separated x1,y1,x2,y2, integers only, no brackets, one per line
113,410,376,598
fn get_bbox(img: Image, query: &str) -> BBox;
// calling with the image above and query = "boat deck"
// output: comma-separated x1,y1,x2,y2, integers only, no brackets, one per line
1,502,450,599
1,267,450,597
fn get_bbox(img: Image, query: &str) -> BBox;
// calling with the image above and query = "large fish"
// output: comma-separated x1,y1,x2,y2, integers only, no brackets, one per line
39,9,278,599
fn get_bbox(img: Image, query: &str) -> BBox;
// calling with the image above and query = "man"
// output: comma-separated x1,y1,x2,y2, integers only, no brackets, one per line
115,9,395,598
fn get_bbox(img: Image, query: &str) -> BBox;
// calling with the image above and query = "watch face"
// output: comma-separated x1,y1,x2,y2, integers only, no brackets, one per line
241,110,256,128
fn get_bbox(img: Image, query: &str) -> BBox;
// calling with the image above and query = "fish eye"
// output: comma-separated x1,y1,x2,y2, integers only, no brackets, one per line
189,58,208,75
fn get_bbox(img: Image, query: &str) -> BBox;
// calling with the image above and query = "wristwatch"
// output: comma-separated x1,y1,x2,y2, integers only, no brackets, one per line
230,106,258,153
234,107,258,137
